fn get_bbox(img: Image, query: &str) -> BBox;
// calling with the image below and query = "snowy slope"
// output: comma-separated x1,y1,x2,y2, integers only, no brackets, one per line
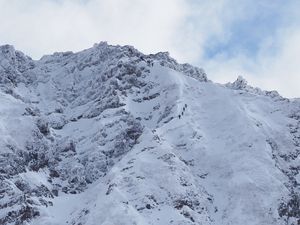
0,43,300,225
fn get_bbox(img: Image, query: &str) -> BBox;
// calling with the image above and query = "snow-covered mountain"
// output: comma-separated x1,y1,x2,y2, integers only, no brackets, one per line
0,42,300,225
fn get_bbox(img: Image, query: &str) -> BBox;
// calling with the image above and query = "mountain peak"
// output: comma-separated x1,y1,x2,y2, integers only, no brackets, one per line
0,43,299,225
227,75,248,90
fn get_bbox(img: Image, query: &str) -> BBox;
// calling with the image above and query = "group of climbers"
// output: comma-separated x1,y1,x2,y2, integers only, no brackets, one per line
178,104,187,119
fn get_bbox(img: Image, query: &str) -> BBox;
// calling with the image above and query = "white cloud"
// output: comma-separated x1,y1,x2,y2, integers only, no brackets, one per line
0,0,189,60
255,28,300,98
203,35,300,98
201,7,300,98
188,0,300,98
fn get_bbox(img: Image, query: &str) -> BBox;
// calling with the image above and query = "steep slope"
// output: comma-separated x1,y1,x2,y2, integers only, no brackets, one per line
0,43,300,225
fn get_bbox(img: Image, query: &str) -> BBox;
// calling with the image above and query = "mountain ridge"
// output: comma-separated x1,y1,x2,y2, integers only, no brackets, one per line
0,42,300,225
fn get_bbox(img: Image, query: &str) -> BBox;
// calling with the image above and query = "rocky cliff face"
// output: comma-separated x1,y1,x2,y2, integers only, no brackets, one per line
0,43,299,225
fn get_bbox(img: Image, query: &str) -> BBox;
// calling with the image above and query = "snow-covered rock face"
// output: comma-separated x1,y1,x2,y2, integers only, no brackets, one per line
0,43,299,225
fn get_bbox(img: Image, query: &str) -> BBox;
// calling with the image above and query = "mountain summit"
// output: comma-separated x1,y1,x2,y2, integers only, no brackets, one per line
0,42,300,225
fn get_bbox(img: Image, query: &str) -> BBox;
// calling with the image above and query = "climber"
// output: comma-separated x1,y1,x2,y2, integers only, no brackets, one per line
185,104,187,108
181,111,184,116
178,115,181,119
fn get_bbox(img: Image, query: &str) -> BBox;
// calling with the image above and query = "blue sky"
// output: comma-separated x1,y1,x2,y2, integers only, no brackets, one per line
0,0,299,97
201,1,297,59
203,9,280,59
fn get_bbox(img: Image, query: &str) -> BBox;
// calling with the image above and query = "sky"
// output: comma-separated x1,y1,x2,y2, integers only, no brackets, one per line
0,0,299,98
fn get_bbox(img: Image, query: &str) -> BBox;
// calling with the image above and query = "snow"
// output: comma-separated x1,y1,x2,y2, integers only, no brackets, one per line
0,43,300,225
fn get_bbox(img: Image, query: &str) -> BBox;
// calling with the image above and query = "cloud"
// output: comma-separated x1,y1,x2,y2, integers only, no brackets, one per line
255,27,300,98
188,0,300,98
204,29,300,98
0,0,189,60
